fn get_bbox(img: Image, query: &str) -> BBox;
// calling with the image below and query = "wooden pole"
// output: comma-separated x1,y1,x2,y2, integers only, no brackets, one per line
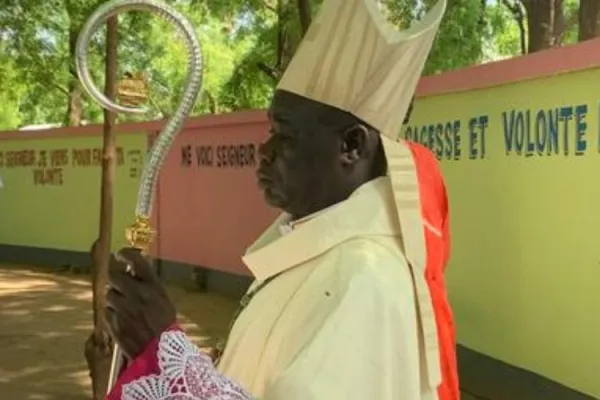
85,16,119,400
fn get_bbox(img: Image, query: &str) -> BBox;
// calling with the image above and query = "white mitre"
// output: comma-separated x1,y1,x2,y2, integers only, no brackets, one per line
277,0,445,139
277,0,448,391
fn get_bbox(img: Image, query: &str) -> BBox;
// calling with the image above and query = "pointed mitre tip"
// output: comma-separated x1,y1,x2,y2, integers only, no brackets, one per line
427,0,448,23
275,0,448,137
416,0,447,35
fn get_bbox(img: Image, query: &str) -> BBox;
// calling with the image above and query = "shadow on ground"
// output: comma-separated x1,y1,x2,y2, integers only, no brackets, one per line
0,264,237,400
0,264,486,400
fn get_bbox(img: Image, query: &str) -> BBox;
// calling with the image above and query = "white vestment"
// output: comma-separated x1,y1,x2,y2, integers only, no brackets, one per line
217,177,437,400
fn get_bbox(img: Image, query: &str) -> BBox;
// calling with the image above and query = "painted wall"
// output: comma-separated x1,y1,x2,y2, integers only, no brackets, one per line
405,41,600,398
155,111,278,274
0,131,147,252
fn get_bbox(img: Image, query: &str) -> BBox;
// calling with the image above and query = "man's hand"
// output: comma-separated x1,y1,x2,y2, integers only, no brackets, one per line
105,248,177,360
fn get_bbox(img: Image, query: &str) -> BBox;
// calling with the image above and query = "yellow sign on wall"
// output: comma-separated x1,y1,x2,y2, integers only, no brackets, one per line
405,68,600,398
0,134,146,252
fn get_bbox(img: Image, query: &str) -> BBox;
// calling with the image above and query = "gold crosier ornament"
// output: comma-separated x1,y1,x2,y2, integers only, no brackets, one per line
117,72,150,109
75,0,203,392
125,215,155,251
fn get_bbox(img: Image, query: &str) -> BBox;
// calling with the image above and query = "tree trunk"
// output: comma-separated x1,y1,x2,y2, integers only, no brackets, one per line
205,92,219,114
521,0,565,53
552,0,565,44
501,0,528,54
85,16,119,400
296,0,312,35
256,0,308,81
578,0,600,41
67,26,83,126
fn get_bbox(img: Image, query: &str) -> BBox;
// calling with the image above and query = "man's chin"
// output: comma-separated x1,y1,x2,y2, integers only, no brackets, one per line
261,188,288,210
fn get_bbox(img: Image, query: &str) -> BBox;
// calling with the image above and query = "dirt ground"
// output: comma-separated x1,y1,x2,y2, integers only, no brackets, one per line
0,264,482,400
0,264,238,400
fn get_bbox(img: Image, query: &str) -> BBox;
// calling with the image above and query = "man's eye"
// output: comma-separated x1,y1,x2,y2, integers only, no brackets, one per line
272,133,294,143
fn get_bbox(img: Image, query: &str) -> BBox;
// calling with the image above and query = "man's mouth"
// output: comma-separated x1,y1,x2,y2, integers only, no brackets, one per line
256,170,274,188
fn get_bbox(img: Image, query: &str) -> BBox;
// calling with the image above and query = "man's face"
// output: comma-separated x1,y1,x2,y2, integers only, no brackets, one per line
256,92,341,218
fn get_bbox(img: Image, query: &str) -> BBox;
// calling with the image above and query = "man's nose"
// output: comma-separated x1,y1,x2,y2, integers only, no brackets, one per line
259,140,275,163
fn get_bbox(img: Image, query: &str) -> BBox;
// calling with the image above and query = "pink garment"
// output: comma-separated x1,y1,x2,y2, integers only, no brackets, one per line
106,324,251,400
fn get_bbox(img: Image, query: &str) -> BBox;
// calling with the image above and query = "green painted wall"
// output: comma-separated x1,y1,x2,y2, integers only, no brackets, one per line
406,68,600,398
0,133,146,252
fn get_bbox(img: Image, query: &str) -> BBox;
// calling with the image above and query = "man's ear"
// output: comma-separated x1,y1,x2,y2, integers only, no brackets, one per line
340,124,370,166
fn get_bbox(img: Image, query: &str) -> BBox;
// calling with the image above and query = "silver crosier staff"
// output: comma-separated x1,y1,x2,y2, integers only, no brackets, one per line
74,0,203,392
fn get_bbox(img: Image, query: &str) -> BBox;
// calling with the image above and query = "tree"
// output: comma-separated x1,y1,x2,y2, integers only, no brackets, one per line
521,0,568,52
216,0,491,110
497,0,582,54
296,0,312,34
0,0,513,129
498,0,527,54
0,0,101,125
578,0,600,41
0,0,155,127
7,0,592,133
0,46,24,129
422,0,489,74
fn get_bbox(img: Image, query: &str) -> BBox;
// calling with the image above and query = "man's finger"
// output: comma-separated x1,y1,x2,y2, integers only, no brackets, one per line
104,306,118,336
116,247,155,282
109,253,129,275
108,255,137,293
106,286,128,311
106,278,127,297
104,301,137,360
104,306,129,355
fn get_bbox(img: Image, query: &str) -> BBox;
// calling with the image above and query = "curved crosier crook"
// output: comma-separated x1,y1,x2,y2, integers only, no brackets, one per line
75,0,202,392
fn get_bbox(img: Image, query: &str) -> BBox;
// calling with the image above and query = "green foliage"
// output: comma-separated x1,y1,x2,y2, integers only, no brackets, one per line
424,0,488,74
563,0,579,45
484,2,524,59
0,48,24,129
0,0,589,131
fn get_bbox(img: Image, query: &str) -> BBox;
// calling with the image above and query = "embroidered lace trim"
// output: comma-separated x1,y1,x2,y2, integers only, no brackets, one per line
121,331,253,400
